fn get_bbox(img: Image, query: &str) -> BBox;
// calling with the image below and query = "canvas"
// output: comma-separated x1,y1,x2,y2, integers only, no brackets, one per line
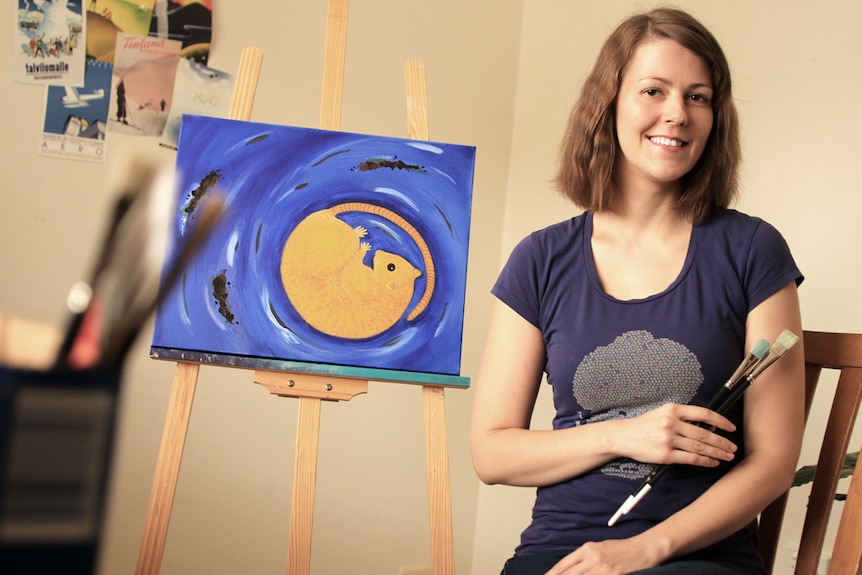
151,116,475,383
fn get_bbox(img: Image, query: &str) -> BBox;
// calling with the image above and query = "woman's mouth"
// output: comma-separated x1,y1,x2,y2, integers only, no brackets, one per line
649,136,685,147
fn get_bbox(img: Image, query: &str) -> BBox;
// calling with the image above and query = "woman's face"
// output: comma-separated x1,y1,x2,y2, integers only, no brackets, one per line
614,38,714,194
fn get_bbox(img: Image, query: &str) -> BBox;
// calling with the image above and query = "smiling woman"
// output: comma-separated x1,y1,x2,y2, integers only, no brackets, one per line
554,9,740,225
470,7,804,575
613,39,714,197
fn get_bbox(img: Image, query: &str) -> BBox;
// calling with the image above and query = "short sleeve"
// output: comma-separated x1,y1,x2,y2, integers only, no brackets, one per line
744,219,804,312
491,235,542,328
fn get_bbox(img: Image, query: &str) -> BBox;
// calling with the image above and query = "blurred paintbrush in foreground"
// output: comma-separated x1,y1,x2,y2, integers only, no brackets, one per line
55,158,224,370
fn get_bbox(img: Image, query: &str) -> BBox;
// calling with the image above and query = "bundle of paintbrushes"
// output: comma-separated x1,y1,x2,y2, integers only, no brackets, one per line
608,329,800,526
53,158,224,371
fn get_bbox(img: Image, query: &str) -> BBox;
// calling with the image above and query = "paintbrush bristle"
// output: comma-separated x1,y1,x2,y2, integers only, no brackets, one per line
748,329,800,380
752,338,771,359
726,338,773,386
776,329,800,351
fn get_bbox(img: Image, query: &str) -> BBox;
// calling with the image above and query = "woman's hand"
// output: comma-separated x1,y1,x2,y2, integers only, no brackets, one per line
615,402,738,468
545,537,662,575
471,299,740,487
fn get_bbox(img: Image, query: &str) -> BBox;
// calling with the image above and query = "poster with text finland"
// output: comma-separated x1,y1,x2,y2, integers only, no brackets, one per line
151,116,475,385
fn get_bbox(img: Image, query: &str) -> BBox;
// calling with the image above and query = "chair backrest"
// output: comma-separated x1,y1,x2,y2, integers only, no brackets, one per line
758,330,862,575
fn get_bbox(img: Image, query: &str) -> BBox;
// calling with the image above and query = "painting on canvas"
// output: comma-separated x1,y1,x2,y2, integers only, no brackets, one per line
151,116,475,382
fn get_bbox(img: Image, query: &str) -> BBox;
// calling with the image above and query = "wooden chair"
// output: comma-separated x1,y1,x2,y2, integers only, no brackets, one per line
758,330,862,575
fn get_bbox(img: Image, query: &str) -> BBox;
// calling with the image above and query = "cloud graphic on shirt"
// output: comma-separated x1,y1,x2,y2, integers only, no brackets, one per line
572,330,703,479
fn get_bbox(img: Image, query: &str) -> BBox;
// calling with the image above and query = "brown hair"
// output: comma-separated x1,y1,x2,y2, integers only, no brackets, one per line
554,7,740,224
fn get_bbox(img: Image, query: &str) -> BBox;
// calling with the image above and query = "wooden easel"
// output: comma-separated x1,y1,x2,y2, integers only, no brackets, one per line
135,2,458,574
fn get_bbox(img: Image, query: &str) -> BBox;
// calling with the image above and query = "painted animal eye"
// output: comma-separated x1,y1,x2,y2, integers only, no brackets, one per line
387,263,396,271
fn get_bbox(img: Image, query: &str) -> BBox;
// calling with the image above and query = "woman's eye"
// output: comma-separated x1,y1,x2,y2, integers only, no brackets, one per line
688,93,711,103
643,88,661,96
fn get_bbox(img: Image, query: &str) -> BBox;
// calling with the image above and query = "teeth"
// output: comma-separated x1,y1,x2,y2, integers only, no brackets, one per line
650,136,683,147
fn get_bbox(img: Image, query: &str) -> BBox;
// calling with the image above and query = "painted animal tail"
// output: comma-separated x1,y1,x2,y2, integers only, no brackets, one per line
331,202,435,321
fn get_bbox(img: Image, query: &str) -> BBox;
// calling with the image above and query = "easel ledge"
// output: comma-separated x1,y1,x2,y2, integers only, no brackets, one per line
150,347,471,389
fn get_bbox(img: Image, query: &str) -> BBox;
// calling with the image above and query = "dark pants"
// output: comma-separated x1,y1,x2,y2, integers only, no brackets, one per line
501,553,753,575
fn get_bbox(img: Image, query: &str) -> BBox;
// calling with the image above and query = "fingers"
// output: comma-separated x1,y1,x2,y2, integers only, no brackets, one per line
639,403,738,467
676,431,736,466
669,404,738,465
545,540,651,575
686,404,737,433
659,402,735,432
618,403,739,467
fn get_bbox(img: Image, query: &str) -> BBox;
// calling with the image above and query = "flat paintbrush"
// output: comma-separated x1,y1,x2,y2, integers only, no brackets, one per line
608,334,797,526
714,330,800,415
97,163,224,369
53,195,133,369
704,338,772,415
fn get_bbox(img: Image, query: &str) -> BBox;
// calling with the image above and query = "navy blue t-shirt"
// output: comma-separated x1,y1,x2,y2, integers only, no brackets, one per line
492,209,803,571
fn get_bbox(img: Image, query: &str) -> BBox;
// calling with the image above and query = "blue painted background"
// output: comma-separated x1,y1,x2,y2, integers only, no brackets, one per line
152,116,475,377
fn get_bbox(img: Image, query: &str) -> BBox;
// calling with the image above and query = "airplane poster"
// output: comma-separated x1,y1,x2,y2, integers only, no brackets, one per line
15,0,87,86
40,59,111,162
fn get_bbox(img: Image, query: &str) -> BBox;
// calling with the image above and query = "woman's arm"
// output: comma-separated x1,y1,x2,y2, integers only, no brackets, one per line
546,281,805,574
470,299,739,487
648,281,805,556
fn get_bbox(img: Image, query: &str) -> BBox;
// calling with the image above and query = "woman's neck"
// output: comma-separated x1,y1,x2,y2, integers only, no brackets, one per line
595,189,689,240
590,195,693,301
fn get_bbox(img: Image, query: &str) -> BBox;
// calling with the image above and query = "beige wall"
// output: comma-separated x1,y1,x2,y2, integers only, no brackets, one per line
2,1,860,574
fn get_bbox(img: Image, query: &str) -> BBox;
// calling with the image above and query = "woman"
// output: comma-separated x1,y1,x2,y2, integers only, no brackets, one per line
470,8,804,575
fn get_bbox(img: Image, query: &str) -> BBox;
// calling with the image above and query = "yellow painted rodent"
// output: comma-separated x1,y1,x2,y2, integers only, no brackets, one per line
280,202,435,339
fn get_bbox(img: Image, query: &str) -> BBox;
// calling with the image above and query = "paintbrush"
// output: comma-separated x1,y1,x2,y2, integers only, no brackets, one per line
608,332,798,526
53,194,133,369
705,338,772,414
55,158,223,370
98,186,223,368
713,330,800,415
55,159,174,370
93,159,224,369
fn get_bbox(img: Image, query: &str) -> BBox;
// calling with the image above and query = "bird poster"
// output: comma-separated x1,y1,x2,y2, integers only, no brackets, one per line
151,116,476,383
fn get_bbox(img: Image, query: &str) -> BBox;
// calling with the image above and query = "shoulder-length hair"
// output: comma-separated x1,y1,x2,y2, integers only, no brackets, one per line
554,7,740,224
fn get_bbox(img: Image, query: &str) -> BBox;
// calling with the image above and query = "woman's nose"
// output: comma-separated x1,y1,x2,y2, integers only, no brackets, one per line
663,96,688,126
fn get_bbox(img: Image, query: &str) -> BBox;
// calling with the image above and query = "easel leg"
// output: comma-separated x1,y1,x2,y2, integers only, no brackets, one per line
287,396,322,575
136,361,200,575
423,385,455,575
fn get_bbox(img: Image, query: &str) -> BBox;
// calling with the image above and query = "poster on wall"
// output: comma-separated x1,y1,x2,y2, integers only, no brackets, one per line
40,59,112,162
85,0,156,64
107,32,181,136
159,58,233,149
152,116,476,383
149,0,212,66
14,0,86,86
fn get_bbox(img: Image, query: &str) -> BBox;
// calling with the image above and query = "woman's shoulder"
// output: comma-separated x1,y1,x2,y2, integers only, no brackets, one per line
700,208,786,242
527,212,589,244
702,208,762,229
504,213,588,271
699,208,800,282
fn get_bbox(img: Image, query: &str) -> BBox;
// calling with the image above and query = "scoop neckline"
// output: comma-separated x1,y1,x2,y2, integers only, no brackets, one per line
582,211,698,304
